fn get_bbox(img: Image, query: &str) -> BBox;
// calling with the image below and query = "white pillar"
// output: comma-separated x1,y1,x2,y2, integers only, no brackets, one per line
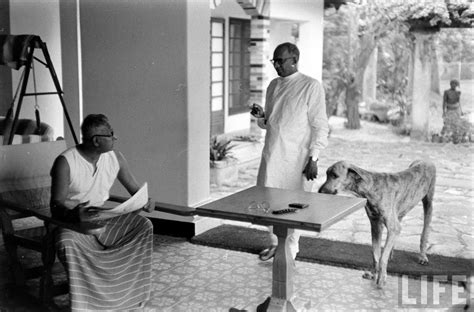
363,46,377,104
78,0,210,212
410,31,441,141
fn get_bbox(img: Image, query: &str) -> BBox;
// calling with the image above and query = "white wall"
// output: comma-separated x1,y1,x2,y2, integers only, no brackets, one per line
187,1,211,205
269,0,324,81
268,20,296,81
9,0,64,137
78,0,210,209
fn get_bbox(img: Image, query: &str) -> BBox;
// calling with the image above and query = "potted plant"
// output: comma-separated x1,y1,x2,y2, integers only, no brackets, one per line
210,136,238,186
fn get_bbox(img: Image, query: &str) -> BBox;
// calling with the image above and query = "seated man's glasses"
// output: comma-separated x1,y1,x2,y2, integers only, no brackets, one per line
91,131,115,139
270,57,293,66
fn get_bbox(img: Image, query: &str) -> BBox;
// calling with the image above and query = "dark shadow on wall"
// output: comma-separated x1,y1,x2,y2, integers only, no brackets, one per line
0,0,12,115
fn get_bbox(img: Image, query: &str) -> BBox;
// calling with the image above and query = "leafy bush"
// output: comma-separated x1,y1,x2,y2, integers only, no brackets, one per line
210,136,235,166
231,134,260,142
434,115,473,143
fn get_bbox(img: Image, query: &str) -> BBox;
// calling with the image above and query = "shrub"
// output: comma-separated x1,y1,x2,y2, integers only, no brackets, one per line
210,136,235,167
231,134,260,142
436,115,472,144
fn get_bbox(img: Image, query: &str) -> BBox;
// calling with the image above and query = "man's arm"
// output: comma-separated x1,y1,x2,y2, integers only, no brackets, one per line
115,151,154,212
303,81,329,180
50,156,92,222
115,151,140,195
253,80,278,129
256,116,267,129
250,103,267,129
50,156,71,220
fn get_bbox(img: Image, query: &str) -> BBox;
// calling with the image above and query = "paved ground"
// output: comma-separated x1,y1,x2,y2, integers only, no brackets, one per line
211,117,474,259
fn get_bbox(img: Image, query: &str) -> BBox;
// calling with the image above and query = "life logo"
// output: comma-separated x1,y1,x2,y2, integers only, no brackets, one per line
398,274,472,309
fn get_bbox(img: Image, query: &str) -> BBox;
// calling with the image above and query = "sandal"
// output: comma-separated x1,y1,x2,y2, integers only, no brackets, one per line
258,246,277,261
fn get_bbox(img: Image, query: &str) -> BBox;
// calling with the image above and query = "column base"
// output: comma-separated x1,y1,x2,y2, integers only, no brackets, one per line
410,129,428,141
256,296,297,312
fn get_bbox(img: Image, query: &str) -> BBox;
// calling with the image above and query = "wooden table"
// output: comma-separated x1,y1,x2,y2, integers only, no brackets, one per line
196,186,366,312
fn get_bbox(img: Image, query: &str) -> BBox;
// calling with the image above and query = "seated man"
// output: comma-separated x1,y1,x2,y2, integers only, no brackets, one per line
50,114,153,311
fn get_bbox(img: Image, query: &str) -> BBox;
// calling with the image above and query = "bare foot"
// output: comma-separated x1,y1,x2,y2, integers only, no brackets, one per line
362,271,374,280
418,254,429,265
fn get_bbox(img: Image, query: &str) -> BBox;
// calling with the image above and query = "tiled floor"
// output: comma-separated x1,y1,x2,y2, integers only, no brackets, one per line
145,235,471,311
2,232,471,311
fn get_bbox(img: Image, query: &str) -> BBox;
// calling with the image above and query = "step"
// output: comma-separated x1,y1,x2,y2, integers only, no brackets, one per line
230,140,263,167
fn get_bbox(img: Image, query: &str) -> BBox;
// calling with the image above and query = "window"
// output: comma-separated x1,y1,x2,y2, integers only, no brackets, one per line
228,18,250,115
210,18,225,135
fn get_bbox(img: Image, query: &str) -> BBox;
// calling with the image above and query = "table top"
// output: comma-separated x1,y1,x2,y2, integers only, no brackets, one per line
197,186,367,232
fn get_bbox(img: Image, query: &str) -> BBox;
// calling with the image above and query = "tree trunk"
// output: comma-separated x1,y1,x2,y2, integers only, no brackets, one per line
345,82,361,129
329,79,346,116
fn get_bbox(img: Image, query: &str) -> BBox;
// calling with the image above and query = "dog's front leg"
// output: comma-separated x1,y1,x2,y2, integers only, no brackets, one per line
419,195,433,265
377,218,401,288
363,217,383,281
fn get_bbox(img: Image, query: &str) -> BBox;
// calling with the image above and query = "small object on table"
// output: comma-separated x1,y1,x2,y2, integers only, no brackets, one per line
288,203,309,209
272,208,298,215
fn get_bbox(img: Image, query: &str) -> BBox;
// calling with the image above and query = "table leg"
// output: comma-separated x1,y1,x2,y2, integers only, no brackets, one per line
257,225,297,312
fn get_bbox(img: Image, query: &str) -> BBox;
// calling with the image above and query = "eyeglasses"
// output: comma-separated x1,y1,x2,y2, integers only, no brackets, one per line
270,57,293,66
248,201,271,213
90,131,116,140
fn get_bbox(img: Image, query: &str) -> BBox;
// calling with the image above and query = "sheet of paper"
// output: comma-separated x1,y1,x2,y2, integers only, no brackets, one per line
100,182,148,214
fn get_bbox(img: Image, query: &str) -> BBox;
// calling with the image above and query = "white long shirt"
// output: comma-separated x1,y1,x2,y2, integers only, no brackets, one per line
256,71,329,191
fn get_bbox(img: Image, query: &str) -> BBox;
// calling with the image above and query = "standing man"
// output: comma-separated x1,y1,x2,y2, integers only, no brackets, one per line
251,42,329,261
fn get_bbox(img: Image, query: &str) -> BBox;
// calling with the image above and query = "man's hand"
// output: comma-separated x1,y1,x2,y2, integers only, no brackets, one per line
75,201,102,222
302,157,318,181
142,198,155,213
250,103,265,118
56,201,96,223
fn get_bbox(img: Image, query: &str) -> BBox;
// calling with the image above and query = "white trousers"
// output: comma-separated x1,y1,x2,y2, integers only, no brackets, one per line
268,226,301,260
262,177,315,260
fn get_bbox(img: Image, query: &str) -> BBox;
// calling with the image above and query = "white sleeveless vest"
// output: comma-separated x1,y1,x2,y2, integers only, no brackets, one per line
61,147,119,207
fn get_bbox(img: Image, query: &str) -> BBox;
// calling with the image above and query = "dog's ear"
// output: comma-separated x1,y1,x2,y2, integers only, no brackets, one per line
347,165,366,182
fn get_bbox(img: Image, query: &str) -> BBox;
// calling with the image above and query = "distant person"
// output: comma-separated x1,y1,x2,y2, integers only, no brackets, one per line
250,42,329,261
50,114,154,311
443,79,462,118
